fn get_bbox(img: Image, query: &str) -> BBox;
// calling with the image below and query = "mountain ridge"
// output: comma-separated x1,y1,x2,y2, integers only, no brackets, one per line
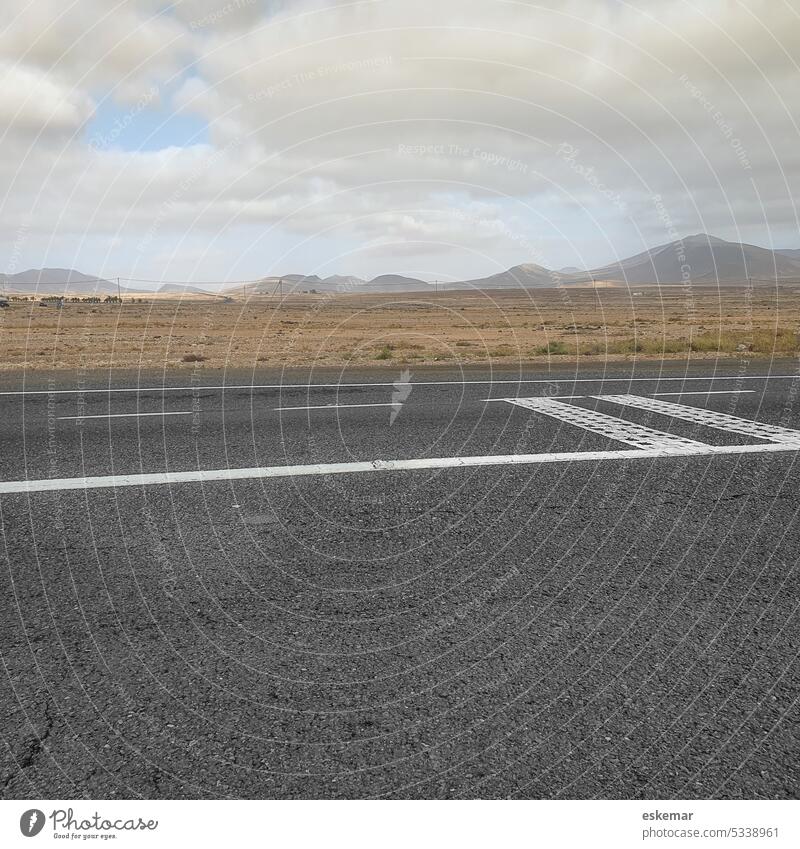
6,234,800,295
0,268,123,295
564,233,800,285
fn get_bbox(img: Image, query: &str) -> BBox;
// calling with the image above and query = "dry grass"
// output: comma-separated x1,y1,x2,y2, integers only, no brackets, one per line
2,285,800,370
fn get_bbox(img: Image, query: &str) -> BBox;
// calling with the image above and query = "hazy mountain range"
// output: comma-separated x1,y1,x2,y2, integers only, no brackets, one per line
4,234,800,296
562,234,800,286
0,268,123,295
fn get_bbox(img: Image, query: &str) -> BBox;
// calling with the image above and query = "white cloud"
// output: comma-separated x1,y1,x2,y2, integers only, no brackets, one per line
0,63,94,133
1,0,799,281
0,0,188,90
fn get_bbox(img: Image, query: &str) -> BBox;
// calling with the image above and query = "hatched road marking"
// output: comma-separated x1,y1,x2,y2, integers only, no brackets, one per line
504,397,706,451
597,394,800,444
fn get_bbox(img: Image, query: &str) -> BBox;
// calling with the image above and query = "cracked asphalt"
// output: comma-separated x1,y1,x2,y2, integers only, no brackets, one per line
1,361,799,799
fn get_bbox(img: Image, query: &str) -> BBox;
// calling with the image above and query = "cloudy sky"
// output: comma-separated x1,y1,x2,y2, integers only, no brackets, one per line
1,0,799,285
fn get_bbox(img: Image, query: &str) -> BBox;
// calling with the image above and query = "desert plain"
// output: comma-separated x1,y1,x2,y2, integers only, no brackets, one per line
2,284,800,371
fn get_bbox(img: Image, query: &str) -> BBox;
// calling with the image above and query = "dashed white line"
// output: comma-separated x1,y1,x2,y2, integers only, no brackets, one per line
274,402,402,411
57,411,195,420
1,442,798,494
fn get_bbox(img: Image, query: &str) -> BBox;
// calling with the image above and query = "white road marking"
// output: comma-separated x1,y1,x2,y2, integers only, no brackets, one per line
487,390,752,402
597,394,800,444
274,402,401,411
504,397,706,450
650,390,755,396
2,442,798,494
57,411,195,420
0,373,796,396
484,395,588,401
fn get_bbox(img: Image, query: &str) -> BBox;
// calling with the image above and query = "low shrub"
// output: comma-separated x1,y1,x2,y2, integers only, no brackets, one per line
534,341,570,355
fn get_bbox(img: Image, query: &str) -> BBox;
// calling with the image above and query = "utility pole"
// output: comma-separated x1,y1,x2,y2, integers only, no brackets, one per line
116,276,121,303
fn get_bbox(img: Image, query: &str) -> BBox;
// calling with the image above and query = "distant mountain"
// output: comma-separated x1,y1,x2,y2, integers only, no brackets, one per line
323,274,367,290
283,274,322,286
570,234,800,285
225,274,368,295
0,268,121,294
13,234,800,300
364,274,430,292
224,277,288,296
299,274,368,292
224,273,431,295
158,283,214,295
227,235,800,296
451,262,560,290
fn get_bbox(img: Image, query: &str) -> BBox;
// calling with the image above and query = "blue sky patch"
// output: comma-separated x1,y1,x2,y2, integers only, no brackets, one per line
86,87,209,152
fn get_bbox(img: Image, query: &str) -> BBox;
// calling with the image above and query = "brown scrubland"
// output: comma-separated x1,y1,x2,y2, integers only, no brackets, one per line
2,285,800,370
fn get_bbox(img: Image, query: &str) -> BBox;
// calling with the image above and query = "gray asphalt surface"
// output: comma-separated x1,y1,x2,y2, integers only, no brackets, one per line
1,360,799,799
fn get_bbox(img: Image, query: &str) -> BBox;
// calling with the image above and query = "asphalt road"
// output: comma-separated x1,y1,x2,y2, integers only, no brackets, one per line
1,359,799,799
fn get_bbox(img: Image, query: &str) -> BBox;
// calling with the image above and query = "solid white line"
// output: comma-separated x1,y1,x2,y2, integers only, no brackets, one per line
274,402,401,411
57,411,195,420
2,442,798,494
0,374,796,396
